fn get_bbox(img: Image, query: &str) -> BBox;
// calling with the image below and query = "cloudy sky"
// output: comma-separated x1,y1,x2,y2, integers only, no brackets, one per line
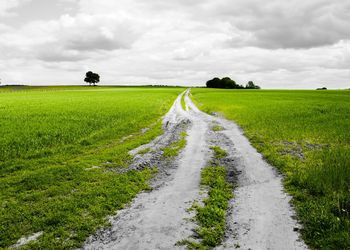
0,0,349,88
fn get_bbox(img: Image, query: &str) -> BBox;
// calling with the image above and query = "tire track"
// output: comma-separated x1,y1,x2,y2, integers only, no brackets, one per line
83,90,307,250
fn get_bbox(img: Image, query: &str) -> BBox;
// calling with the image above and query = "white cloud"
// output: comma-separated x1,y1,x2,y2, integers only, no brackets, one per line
0,0,349,88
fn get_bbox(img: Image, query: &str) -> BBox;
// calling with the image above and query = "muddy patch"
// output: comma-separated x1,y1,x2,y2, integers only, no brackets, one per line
118,119,190,179
207,128,239,185
275,141,330,160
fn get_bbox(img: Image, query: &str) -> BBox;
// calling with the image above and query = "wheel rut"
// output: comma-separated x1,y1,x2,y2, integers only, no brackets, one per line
83,90,307,250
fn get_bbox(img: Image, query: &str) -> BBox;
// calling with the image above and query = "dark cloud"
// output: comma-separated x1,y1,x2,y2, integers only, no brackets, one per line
36,46,86,62
0,0,31,16
215,0,350,49
65,35,126,51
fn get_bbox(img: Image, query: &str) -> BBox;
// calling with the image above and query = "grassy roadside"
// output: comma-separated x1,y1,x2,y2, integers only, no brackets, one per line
180,146,233,249
0,86,183,249
191,88,350,249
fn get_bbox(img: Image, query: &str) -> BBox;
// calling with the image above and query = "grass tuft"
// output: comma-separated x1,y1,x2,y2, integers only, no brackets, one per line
195,166,233,247
212,125,224,132
210,146,228,159
163,132,187,158
181,93,187,111
137,148,151,155
181,146,233,249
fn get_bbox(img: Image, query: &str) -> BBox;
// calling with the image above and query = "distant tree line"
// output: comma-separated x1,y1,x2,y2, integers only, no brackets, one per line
206,77,261,89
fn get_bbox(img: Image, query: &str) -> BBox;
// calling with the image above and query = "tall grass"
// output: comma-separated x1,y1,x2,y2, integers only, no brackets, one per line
191,89,350,249
0,86,183,249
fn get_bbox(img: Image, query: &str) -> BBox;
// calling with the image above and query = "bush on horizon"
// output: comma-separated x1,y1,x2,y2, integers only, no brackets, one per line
206,77,260,89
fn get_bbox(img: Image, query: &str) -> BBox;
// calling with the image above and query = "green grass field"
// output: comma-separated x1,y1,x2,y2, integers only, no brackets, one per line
0,86,183,249
2,86,349,249
191,89,350,249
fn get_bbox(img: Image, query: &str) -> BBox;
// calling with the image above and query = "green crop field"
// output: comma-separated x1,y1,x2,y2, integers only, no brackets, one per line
2,86,349,249
0,86,183,249
191,89,350,249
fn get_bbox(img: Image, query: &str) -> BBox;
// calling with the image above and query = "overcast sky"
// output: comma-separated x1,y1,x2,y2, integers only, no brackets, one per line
0,0,349,88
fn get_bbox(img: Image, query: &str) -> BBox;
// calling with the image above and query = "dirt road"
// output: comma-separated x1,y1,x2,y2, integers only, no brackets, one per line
83,90,307,250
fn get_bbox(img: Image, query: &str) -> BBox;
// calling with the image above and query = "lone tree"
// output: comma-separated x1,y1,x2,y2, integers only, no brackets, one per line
84,71,100,86
246,81,261,89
